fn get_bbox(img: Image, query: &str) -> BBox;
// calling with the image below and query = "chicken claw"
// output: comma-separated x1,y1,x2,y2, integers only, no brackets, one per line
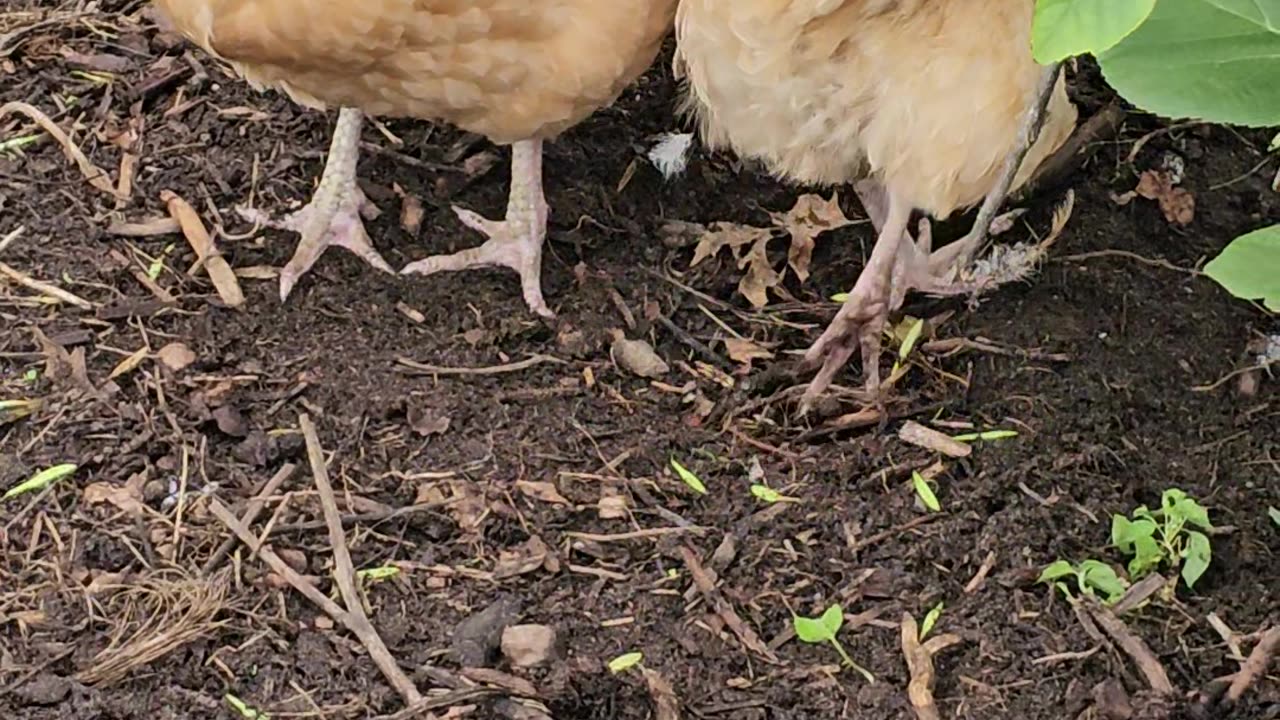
401,139,553,319
239,108,392,302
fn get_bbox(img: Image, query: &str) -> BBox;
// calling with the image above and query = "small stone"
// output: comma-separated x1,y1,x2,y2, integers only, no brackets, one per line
15,673,70,705
501,624,557,668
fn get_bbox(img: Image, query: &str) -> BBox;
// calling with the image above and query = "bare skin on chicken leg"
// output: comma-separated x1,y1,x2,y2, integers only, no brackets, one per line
401,139,553,318
239,108,393,302
799,62,1064,410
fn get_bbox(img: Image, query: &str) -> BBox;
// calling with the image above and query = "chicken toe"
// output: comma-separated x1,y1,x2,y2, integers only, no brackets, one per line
239,108,392,301
401,139,553,318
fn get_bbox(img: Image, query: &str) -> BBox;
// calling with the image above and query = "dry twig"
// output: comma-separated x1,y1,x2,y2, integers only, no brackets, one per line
901,612,963,720
1223,625,1279,706
0,261,96,309
199,462,297,576
0,101,120,198
161,190,244,307
679,545,779,664
207,415,423,708
1084,598,1175,695
396,353,564,376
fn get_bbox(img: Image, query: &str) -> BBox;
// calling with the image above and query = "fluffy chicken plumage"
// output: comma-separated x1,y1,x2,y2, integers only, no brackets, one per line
154,0,676,310
674,0,1078,402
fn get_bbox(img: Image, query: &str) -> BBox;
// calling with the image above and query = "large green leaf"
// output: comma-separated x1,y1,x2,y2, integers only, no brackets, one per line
1031,0,1157,63
1203,224,1280,311
1098,0,1280,127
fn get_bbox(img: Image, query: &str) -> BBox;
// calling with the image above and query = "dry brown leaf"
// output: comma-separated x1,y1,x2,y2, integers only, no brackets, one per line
108,346,149,380
610,330,669,378
1133,169,1195,226
407,405,451,437
83,474,146,516
597,491,629,520
723,338,774,365
394,183,425,236
769,192,853,281
155,342,196,372
446,480,487,534
516,481,570,506
492,535,551,579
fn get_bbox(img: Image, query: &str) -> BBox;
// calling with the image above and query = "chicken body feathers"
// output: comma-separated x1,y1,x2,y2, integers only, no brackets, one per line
155,0,676,143
673,0,1077,216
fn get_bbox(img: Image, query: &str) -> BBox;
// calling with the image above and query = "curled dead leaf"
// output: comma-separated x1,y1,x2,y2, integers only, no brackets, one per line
723,338,774,365
610,331,669,378
770,192,853,281
516,481,570,506
83,474,146,516
155,342,196,372
492,535,553,580
1132,169,1195,226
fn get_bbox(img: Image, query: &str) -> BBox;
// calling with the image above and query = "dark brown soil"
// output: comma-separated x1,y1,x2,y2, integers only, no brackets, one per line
2,3,1278,720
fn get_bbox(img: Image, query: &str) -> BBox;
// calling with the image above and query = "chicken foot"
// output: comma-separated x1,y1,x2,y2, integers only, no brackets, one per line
239,107,393,302
799,63,1063,410
401,138,553,318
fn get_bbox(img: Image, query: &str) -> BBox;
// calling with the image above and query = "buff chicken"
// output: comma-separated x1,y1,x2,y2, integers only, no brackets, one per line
152,0,677,315
673,0,1078,403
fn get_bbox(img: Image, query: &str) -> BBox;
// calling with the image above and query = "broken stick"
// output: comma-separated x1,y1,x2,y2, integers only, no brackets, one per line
679,545,779,664
901,612,963,720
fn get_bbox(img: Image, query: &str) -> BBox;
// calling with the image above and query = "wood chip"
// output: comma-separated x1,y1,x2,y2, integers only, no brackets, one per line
161,190,244,307
898,421,971,458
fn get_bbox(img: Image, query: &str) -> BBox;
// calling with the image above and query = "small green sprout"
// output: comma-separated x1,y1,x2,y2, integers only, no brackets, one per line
892,317,926,374
607,651,644,674
147,243,174,280
357,565,401,583
4,463,77,500
911,471,940,512
225,693,269,720
666,568,680,579
23,368,40,383
0,134,41,155
831,292,849,303
750,484,799,504
1111,488,1213,590
1037,558,1129,605
0,398,41,423
950,429,1019,442
670,458,707,495
793,604,875,683
1270,506,1280,528
919,601,944,640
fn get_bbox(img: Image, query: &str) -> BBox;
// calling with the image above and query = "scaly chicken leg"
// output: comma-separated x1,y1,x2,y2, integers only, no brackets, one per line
401,139,553,319
799,62,1063,409
239,108,393,301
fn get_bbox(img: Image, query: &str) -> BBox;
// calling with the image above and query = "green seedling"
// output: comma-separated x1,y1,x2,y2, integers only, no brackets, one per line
1270,506,1280,528
23,368,40,384
793,604,875,683
225,693,269,720
670,458,707,495
357,565,400,583
1037,558,1128,605
950,429,1019,442
0,134,41,155
891,316,926,375
1111,488,1213,590
750,483,799,504
147,243,175,280
831,292,849,303
607,651,644,674
4,463,76,500
919,601,944,640
1,398,41,423
911,471,940,512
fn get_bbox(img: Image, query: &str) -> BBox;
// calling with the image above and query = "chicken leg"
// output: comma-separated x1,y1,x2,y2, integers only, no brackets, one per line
799,62,1063,410
401,139,553,318
239,108,393,301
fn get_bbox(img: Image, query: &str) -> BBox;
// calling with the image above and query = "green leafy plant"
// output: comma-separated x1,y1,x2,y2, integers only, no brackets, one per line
1038,558,1130,604
750,483,800,504
793,604,875,683
3,463,76,500
911,470,941,512
950,429,1019,442
670,458,707,495
919,601,944,640
225,693,270,720
1031,0,1280,312
1112,488,1214,589
607,651,644,674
